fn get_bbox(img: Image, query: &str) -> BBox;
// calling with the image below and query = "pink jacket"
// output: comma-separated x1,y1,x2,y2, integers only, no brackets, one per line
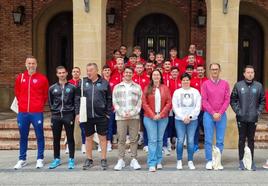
201,79,230,115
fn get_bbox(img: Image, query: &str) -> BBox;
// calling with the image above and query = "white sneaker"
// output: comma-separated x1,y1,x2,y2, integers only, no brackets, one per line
97,145,102,152
143,146,148,153
218,165,224,170
114,159,126,171
14,160,27,170
107,142,112,152
176,160,183,170
81,144,86,154
65,145,69,154
130,159,141,170
149,166,156,172
36,159,44,169
156,163,163,170
206,161,213,170
163,147,170,156
188,161,196,170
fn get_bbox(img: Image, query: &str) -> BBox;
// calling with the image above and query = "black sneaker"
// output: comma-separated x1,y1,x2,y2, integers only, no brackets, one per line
101,159,108,170
83,159,93,170
239,160,245,170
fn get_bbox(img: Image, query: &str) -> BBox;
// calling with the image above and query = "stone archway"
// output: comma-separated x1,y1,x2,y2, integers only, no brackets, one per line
134,13,179,59
240,1,268,88
123,0,189,58
33,0,72,75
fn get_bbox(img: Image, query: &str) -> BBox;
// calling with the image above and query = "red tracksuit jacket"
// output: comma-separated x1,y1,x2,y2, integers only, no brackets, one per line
109,69,124,92
190,76,208,93
15,71,49,113
132,72,150,91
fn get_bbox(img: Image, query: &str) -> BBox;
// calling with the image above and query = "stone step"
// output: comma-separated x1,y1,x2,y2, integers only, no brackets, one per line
0,117,65,150
0,129,65,140
0,140,65,150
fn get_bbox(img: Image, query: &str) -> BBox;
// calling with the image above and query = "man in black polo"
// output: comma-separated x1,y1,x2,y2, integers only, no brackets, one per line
230,65,265,171
75,63,112,170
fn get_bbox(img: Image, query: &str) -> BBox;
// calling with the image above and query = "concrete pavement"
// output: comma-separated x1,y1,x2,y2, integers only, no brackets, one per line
0,149,268,185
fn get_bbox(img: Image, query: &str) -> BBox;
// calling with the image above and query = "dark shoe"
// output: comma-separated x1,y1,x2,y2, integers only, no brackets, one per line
239,160,245,170
101,159,108,170
251,162,257,171
83,159,93,170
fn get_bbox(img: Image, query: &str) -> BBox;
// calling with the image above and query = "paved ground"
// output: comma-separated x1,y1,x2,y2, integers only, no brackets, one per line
0,149,268,186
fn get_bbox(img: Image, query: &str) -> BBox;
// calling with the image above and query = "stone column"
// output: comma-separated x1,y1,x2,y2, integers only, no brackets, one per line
72,0,107,148
206,0,240,148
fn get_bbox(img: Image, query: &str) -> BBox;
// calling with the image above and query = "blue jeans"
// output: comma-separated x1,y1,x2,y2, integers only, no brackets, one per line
143,117,168,167
107,112,116,141
194,111,204,148
203,112,227,161
163,115,176,147
17,112,44,160
175,119,198,161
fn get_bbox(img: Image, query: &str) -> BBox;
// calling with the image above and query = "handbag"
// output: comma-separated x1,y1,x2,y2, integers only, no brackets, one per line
79,78,87,123
10,74,24,113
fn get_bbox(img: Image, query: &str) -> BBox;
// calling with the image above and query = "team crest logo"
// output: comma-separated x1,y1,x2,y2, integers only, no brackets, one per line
252,88,257,94
22,79,26,83
241,87,245,94
142,79,146,82
33,79,38,84
53,89,58,93
96,83,101,87
66,88,71,93
86,82,89,87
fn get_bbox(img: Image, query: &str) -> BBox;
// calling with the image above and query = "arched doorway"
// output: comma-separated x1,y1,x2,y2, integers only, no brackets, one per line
238,15,264,82
134,13,179,60
46,12,73,84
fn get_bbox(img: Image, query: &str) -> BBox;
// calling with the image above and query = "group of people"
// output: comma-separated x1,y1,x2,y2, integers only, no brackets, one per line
13,44,268,172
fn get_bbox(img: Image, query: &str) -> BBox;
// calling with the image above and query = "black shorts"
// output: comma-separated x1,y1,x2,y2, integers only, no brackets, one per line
81,117,108,137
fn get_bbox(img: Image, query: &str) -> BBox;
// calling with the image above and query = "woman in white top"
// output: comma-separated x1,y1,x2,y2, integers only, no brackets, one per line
172,73,201,170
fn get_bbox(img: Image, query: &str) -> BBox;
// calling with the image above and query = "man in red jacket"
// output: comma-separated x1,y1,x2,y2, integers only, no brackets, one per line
163,66,181,154
183,44,205,67
106,49,121,73
68,67,81,86
14,56,49,170
190,65,208,153
144,61,154,78
133,46,146,64
126,54,137,69
191,65,208,92
68,67,86,154
110,57,125,92
169,47,186,73
162,60,172,87
132,62,150,148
